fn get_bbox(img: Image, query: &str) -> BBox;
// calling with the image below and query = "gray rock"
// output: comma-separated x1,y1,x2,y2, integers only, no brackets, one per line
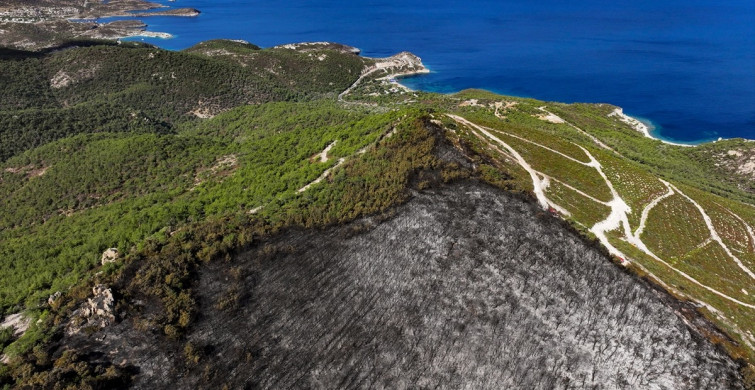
67,284,115,335
101,248,120,265
47,291,62,306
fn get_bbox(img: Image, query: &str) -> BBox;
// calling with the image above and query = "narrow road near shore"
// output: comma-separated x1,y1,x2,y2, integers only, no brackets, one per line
338,66,378,102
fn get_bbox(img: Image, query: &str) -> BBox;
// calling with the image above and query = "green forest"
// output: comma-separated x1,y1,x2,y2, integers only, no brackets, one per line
0,40,365,160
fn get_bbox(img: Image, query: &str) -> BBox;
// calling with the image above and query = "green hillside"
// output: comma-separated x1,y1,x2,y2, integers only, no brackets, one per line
0,41,365,161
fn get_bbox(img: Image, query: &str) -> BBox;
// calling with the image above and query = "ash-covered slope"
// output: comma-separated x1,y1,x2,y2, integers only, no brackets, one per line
73,181,743,389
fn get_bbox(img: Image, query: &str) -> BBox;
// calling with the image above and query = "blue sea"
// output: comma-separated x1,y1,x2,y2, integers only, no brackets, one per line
107,0,754,143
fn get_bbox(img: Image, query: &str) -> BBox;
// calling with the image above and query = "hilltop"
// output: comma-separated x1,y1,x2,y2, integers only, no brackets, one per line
0,39,752,388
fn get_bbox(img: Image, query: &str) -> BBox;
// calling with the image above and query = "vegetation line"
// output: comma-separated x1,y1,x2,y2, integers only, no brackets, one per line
630,261,755,351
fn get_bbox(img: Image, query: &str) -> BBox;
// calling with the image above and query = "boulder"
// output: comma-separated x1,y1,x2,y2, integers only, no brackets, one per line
101,248,120,265
47,291,62,306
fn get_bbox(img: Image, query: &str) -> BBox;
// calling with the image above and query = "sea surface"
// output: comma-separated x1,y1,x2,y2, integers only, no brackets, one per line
106,0,754,143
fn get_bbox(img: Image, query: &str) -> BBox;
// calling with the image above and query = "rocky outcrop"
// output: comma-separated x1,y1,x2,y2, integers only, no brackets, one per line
366,51,429,81
50,62,100,89
101,248,120,265
49,70,74,89
47,291,62,306
67,285,115,335
702,142,755,193
719,148,755,180
0,312,30,337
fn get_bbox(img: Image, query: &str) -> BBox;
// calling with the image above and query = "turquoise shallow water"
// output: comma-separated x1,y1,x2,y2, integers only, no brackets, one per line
107,0,754,143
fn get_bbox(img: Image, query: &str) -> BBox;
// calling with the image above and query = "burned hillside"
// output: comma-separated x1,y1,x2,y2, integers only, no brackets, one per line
61,181,744,389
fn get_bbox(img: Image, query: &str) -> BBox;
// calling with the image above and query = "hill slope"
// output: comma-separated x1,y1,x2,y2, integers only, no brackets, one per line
0,40,753,388
0,40,365,161
60,182,744,389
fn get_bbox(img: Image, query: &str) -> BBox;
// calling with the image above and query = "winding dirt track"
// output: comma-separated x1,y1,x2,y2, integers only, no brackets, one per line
634,180,675,239
447,114,569,216
447,114,755,310
671,183,755,280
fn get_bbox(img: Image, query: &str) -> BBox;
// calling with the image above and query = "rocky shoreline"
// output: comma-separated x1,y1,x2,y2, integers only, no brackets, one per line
608,107,695,147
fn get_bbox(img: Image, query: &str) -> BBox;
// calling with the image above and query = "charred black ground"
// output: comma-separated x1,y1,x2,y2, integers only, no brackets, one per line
62,181,743,389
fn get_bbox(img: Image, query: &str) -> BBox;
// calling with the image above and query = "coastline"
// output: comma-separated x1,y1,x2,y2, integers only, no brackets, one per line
393,73,704,147
66,19,175,40
2,12,754,382
62,3,747,147
5,0,749,144
397,73,738,147
608,107,696,147
379,68,431,93
124,31,173,40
